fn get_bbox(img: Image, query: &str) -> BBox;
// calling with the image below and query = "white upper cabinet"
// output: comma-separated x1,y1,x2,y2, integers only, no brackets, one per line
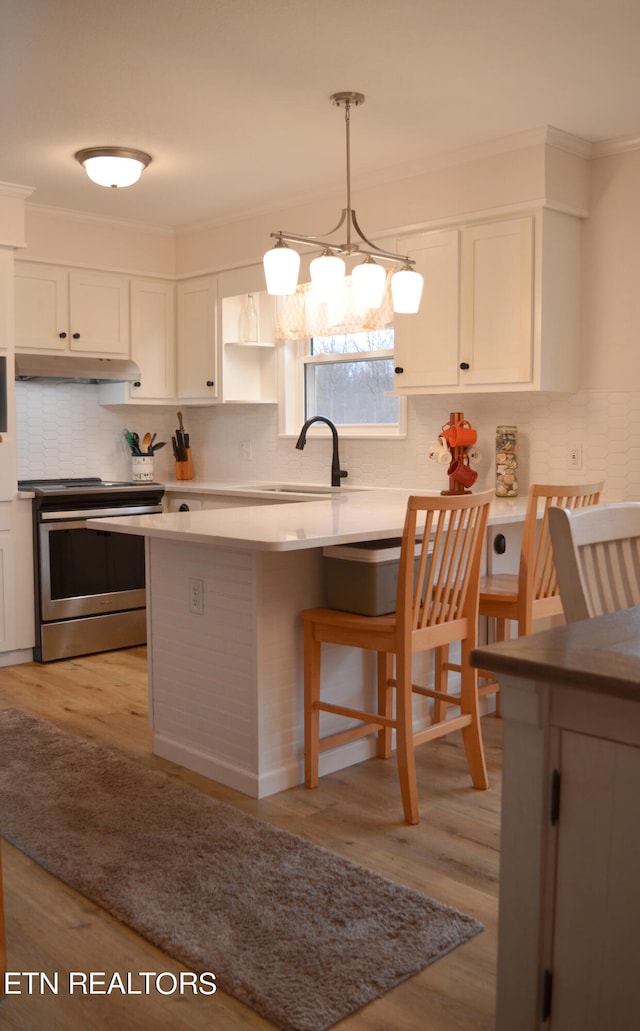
99,277,176,406
393,229,460,389
15,262,130,357
176,275,219,402
459,217,534,386
393,210,581,394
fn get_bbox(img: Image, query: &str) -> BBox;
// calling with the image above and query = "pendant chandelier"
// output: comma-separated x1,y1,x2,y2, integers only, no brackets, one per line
263,92,424,314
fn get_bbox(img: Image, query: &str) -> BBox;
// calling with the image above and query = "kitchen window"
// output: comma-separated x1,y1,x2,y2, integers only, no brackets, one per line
279,329,406,438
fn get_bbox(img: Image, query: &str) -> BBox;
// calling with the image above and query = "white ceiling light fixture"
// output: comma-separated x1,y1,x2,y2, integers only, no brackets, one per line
263,92,423,314
75,147,152,189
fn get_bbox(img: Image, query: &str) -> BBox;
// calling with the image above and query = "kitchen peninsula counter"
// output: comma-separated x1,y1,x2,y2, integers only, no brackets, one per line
93,487,529,551
90,488,526,799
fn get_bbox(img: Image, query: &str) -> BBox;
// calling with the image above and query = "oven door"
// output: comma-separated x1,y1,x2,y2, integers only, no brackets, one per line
38,504,159,621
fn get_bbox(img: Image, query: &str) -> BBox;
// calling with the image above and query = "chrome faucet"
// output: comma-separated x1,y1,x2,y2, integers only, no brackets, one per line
295,416,348,488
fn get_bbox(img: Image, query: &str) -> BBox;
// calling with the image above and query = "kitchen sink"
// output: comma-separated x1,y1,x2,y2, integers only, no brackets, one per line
232,482,371,497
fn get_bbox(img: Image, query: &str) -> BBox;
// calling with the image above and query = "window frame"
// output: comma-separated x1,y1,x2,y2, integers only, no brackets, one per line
277,335,407,440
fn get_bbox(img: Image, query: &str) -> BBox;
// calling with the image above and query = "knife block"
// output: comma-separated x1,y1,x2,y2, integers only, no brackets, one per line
175,449,194,480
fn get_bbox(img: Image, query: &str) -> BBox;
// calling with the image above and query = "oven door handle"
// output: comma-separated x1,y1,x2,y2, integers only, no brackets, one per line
40,503,164,521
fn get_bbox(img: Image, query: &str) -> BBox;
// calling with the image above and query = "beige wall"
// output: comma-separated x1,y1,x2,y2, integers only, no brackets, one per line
582,147,640,390
21,208,176,277
175,140,585,277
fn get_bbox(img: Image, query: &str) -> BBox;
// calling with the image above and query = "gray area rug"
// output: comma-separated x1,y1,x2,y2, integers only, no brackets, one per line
0,708,482,1030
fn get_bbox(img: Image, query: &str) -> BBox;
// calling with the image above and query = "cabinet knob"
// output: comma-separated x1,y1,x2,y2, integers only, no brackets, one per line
58,331,67,339
394,366,404,375
206,380,214,387
459,362,470,370
133,381,141,388
72,332,80,340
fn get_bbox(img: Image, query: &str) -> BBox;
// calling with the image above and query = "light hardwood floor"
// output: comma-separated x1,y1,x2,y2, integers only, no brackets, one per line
0,647,501,1031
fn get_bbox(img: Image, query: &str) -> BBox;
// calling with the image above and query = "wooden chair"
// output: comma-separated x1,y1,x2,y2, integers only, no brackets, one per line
434,482,604,721
548,502,640,622
301,490,493,826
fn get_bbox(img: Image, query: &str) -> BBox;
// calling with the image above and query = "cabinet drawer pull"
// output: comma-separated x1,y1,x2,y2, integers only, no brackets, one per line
133,381,141,388
394,366,404,374
459,362,470,370
206,380,214,387
72,332,80,340
58,331,67,339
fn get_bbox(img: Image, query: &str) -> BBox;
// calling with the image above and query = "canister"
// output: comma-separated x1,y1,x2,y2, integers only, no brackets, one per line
495,425,518,497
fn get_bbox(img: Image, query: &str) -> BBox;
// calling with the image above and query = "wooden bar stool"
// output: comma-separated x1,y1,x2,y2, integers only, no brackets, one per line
434,481,604,721
302,490,493,825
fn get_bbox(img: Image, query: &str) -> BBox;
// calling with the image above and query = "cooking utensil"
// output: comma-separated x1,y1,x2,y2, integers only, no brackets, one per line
151,441,166,453
124,429,142,455
142,432,152,453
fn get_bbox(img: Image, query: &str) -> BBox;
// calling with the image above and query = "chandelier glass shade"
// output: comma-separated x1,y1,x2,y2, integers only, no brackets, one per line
263,92,423,315
75,147,152,188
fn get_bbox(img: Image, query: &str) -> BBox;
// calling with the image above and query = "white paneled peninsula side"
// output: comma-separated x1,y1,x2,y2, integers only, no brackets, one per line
91,489,527,798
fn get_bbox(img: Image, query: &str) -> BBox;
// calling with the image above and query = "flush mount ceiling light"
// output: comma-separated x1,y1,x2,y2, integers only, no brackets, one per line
263,92,424,314
74,147,152,188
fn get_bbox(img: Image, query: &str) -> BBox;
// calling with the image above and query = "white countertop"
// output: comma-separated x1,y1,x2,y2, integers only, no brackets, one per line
90,485,529,552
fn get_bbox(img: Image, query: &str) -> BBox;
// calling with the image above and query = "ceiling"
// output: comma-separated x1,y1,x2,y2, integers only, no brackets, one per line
2,0,640,232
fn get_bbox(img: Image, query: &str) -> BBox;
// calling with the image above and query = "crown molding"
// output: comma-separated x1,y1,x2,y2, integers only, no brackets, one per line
25,201,175,236
0,181,35,200
543,126,593,158
591,133,640,158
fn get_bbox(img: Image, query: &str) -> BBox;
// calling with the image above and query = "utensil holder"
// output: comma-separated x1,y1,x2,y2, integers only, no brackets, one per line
132,455,154,482
175,449,194,481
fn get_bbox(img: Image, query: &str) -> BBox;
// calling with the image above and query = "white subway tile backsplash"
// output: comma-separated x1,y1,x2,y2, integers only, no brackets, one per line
15,381,639,501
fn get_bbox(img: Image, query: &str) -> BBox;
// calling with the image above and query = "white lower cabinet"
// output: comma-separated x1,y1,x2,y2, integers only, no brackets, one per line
393,209,581,394
0,501,35,660
164,491,292,512
480,624,640,1031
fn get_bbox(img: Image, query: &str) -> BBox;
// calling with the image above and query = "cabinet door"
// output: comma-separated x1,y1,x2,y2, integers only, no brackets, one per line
177,276,218,402
129,278,175,400
14,263,69,352
393,230,460,390
459,217,533,385
68,270,130,356
549,730,640,1030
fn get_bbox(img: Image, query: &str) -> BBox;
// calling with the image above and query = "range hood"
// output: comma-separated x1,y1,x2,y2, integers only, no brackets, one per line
15,354,141,383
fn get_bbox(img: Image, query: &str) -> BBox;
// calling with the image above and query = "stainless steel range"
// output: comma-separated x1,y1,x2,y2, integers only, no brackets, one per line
19,477,165,662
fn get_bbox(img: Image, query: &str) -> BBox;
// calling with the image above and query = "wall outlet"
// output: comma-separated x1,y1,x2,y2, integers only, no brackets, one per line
188,577,204,615
568,443,583,469
239,440,253,461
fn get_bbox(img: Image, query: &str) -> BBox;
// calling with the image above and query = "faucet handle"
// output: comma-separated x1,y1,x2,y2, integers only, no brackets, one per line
339,469,348,480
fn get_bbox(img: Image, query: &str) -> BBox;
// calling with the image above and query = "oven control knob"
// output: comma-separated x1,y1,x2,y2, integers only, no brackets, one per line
179,503,190,512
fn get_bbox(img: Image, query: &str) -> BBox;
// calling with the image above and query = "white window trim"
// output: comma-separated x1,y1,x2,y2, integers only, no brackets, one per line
277,338,407,439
